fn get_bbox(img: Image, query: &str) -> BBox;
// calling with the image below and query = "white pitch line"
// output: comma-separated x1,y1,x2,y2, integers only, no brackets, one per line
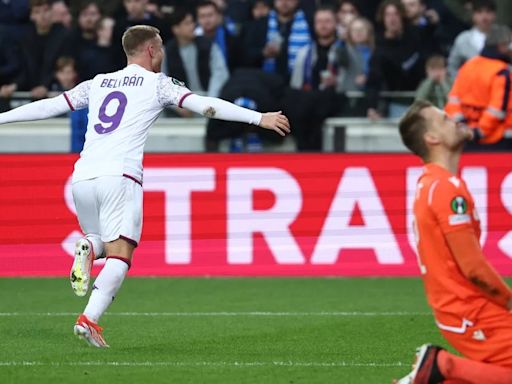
0,361,406,368
0,311,430,317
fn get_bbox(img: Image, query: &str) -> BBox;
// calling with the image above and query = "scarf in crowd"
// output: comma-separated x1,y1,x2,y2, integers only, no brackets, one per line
302,40,343,91
355,44,372,75
214,26,227,61
263,9,311,73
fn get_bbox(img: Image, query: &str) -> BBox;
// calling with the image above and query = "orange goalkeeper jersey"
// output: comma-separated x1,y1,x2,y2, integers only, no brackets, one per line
413,163,489,329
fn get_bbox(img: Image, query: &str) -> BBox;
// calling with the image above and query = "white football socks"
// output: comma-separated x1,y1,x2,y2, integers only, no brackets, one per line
85,234,105,259
83,258,129,323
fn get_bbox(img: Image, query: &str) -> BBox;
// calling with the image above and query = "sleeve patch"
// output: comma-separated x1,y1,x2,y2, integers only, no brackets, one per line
157,73,191,107
451,196,468,214
172,78,185,87
449,214,471,226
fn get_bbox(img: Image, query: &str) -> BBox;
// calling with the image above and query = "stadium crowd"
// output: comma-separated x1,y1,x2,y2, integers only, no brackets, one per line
0,0,509,151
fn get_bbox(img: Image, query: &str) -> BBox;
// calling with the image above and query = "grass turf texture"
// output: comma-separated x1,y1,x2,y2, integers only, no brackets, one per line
0,278,449,383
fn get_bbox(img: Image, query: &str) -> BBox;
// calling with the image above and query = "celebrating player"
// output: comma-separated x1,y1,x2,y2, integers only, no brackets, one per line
395,100,512,383
0,25,290,347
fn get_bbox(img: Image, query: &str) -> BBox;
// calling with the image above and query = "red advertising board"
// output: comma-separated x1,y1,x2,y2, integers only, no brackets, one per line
1,153,511,276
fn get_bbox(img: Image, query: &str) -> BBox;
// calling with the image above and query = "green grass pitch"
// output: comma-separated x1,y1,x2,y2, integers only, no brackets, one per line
0,278,452,383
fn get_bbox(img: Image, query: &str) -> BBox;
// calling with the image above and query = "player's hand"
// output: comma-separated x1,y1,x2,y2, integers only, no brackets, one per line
0,83,17,98
31,86,48,99
355,74,367,86
263,43,280,58
425,9,440,24
472,127,483,143
320,73,337,89
259,111,290,136
367,108,381,121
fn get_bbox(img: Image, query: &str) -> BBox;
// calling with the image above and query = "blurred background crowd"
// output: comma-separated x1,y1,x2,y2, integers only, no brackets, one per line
0,0,509,151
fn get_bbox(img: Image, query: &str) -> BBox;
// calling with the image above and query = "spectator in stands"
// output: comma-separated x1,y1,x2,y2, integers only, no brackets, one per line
287,6,346,151
415,55,452,108
346,0,380,22
445,24,512,150
495,0,512,28
402,0,442,55
210,0,240,35
196,0,243,72
75,0,102,42
0,0,29,26
102,0,124,17
220,0,253,30
49,56,89,153
113,0,167,67
116,0,166,38
403,0,439,28
429,0,473,53
0,25,23,111
50,0,72,29
146,0,164,19
447,0,496,78
164,7,229,116
50,56,77,92
243,0,312,84
443,0,472,25
97,17,115,49
154,0,200,12
366,0,425,120
94,16,118,72
341,17,374,92
210,0,226,13
291,6,345,93
69,0,123,18
299,0,341,24
5,0,69,99
67,2,117,80
336,0,359,40
251,0,271,20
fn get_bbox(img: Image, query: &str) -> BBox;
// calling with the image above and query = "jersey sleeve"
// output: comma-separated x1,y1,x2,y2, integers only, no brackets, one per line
156,73,192,108
429,178,474,235
63,80,92,111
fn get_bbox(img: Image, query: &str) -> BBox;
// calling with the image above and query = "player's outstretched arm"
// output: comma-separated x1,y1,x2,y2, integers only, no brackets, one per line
181,94,291,136
0,94,71,124
0,80,91,125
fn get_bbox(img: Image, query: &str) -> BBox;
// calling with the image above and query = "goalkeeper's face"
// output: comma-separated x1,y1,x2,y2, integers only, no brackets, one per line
423,107,473,152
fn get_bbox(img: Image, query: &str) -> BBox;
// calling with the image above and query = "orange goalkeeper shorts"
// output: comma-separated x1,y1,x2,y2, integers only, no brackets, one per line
439,302,512,368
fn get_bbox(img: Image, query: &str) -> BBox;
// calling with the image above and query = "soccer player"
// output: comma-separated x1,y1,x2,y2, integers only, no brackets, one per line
0,25,290,348
395,99,512,383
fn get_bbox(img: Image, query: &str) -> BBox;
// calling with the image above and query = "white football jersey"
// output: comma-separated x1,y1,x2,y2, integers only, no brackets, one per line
66,64,191,184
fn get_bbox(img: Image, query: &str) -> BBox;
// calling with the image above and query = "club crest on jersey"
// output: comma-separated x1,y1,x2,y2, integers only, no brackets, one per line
451,196,467,214
172,78,185,87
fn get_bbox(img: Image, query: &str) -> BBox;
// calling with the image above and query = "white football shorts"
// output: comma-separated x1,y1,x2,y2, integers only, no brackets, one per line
72,175,143,246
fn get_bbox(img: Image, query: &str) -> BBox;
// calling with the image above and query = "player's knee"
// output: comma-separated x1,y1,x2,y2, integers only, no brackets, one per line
105,238,135,263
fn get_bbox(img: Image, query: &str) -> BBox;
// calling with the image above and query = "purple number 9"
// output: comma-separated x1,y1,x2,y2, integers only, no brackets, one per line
94,91,127,134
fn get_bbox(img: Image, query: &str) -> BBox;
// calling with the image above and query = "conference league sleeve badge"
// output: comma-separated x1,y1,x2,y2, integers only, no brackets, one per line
449,196,471,226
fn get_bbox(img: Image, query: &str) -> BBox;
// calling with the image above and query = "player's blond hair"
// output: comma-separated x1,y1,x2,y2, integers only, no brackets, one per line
399,100,433,161
122,25,160,57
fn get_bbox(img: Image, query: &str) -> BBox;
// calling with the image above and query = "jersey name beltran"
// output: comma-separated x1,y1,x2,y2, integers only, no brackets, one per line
100,76,144,88
65,64,191,184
